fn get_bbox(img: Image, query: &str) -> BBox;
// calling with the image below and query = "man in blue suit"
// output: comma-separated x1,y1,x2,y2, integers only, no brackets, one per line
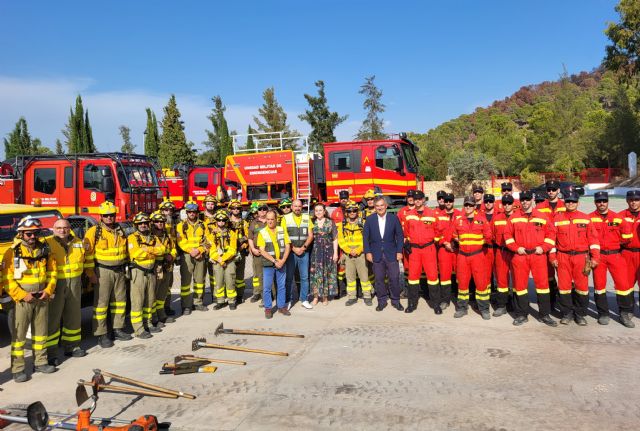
364,196,405,311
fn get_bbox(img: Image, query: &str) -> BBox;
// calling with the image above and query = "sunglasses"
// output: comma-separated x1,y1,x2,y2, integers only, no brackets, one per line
186,210,197,214
23,231,37,237
346,209,358,213
102,214,116,218
521,198,533,201
547,188,559,192
463,203,475,208
595,200,608,203
280,205,291,209
444,200,454,203
138,222,149,225
565,200,578,204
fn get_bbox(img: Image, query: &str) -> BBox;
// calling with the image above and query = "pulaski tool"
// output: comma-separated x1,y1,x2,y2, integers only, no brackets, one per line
214,321,304,338
192,337,289,356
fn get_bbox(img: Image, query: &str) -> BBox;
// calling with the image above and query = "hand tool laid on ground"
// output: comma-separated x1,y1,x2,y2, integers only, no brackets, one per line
93,368,196,400
78,379,178,399
192,337,289,356
214,321,305,338
175,354,247,366
160,363,218,375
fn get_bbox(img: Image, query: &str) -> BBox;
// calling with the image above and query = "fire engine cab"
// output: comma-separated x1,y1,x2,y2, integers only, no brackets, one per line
224,132,420,207
159,163,224,210
0,153,164,223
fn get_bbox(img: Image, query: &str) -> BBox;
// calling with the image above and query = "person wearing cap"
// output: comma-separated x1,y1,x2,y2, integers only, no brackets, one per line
45,218,88,366
228,199,249,304
150,210,176,325
405,191,441,314
205,210,239,310
472,185,485,211
495,182,521,213
248,203,269,304
435,193,460,309
398,190,418,298
278,198,293,225
436,190,447,211
84,201,131,348
481,194,497,297
128,212,166,339
442,196,493,319
159,199,178,317
337,201,372,307
503,191,557,326
621,190,640,325
590,192,634,327
549,191,600,326
281,199,314,309
177,201,207,314
534,192,547,205
490,194,518,318
332,190,351,297
2,216,58,382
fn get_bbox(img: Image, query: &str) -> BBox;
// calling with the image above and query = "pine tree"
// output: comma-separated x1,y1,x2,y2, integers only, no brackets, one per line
144,108,160,157
245,125,256,150
63,95,95,153
55,139,64,155
299,80,348,153
604,0,640,81
204,96,234,162
3,117,50,157
253,87,300,150
356,75,386,141
158,95,194,168
119,125,135,154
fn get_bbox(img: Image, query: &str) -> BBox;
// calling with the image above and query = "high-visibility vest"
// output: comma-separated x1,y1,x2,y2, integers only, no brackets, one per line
84,223,127,268
177,220,205,253
282,213,310,248
128,232,166,270
46,235,85,279
259,226,286,266
2,239,57,300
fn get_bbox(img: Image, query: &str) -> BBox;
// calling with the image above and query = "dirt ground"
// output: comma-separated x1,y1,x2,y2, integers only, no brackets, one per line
0,197,638,430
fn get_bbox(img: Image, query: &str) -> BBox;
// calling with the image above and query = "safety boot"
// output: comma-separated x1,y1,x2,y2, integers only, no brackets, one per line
574,315,588,326
560,312,573,325
212,303,225,311
512,316,528,326
540,315,558,327
492,307,507,317
404,303,417,313
250,294,261,303
597,315,610,325
454,308,468,318
113,329,132,341
13,372,28,383
136,331,152,339
229,303,237,311
345,298,357,307
363,298,373,306
147,325,161,333
195,304,209,311
620,312,635,328
34,364,57,374
481,310,491,320
99,335,114,348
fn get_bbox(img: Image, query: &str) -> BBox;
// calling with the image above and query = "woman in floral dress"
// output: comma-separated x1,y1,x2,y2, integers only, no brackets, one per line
309,203,338,305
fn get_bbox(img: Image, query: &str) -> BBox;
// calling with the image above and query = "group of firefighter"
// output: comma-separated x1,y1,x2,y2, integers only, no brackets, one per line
3,178,640,383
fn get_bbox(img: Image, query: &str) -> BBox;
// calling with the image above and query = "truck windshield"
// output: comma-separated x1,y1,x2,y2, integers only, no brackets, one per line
0,210,61,242
401,144,418,174
117,165,159,191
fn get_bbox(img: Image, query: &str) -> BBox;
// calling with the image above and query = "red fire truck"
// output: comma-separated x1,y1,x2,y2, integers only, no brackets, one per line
0,153,164,223
158,163,224,210
224,132,420,207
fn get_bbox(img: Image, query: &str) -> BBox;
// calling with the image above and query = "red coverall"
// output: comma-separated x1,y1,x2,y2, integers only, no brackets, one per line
589,210,633,316
436,209,460,304
405,207,440,308
482,211,497,295
495,199,521,213
504,210,556,318
444,213,492,312
620,209,640,301
549,209,600,318
398,204,415,286
536,199,566,305
492,209,521,309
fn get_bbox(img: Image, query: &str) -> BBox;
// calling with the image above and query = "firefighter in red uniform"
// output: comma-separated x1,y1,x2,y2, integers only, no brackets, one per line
435,190,447,211
549,191,600,326
590,191,634,327
332,190,350,298
404,191,441,314
472,185,485,211
398,190,417,297
621,189,640,327
436,193,459,309
442,196,492,319
491,194,518,317
503,191,557,326
496,182,521,213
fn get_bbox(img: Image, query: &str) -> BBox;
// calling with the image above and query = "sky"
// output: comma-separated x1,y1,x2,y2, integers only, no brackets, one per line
0,0,620,157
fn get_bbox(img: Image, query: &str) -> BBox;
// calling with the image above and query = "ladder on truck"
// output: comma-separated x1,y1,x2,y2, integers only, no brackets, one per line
294,153,312,202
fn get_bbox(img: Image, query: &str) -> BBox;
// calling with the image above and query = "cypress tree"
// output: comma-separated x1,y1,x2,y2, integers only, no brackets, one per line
253,87,300,150
245,125,256,150
144,108,160,157
356,75,386,141
55,139,64,155
158,95,194,168
3,117,50,157
299,80,348,153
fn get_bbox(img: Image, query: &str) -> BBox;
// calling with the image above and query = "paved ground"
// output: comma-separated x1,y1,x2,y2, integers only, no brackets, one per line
1,197,639,430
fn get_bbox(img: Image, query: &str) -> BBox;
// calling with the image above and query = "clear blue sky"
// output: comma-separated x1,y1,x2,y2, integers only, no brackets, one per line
0,0,620,155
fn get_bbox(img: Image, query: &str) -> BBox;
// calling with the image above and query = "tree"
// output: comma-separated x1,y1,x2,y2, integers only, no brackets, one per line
604,0,640,81
158,95,194,168
204,96,234,162
253,87,300,150
447,151,496,196
55,139,64,155
63,95,95,153
144,108,160,157
245,125,256,150
356,75,386,140
299,80,347,153
119,125,135,154
3,117,51,158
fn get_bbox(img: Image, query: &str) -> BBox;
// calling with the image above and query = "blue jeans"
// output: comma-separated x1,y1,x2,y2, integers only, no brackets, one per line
285,251,310,304
263,265,286,310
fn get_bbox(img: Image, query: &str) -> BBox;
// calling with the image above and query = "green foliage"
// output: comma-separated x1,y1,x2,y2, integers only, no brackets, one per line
253,87,300,150
204,96,233,162
605,0,640,81
356,75,386,141
158,95,194,168
55,139,64,155
519,167,541,189
447,151,496,196
63,95,95,153
144,108,160,157
299,80,347,153
245,125,256,150
4,117,51,157
119,125,135,154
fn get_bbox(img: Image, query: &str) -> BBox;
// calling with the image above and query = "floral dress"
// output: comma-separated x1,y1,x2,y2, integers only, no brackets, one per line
310,218,338,298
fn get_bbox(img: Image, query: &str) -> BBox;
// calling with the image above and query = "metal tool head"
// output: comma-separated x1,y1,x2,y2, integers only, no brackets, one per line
26,401,48,431
75,382,89,407
174,355,186,364
214,322,224,336
192,337,206,351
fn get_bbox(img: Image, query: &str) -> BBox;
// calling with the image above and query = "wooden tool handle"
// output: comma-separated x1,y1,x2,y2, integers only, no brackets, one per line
230,329,304,338
98,370,196,399
79,381,177,399
200,342,289,356
181,356,247,365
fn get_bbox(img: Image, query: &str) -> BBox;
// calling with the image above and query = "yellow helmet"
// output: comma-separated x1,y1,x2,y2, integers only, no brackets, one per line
98,201,117,215
159,199,175,210
228,199,242,209
204,194,217,203
16,215,42,232
364,189,376,199
214,209,229,221
150,210,166,223
133,212,151,224
345,201,359,212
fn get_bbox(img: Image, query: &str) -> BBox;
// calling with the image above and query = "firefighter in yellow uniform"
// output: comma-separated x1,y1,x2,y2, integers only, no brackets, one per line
206,210,239,309
84,201,132,348
45,218,87,366
177,201,207,313
228,199,249,301
338,201,373,306
159,199,178,316
150,210,176,324
202,194,218,295
2,216,57,382
361,189,377,218
128,212,166,339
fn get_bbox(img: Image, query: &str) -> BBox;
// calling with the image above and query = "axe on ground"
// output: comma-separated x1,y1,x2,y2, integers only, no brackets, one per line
214,322,304,338
192,337,289,356
175,354,246,366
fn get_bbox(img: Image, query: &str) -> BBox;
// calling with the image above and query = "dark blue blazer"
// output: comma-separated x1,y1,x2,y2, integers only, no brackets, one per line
363,212,404,263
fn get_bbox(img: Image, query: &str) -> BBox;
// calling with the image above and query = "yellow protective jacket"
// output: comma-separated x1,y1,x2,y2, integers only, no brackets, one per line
177,220,206,254
127,232,166,270
46,234,86,279
337,219,365,255
205,226,238,263
2,238,57,301
229,217,249,252
154,229,177,264
83,223,128,277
